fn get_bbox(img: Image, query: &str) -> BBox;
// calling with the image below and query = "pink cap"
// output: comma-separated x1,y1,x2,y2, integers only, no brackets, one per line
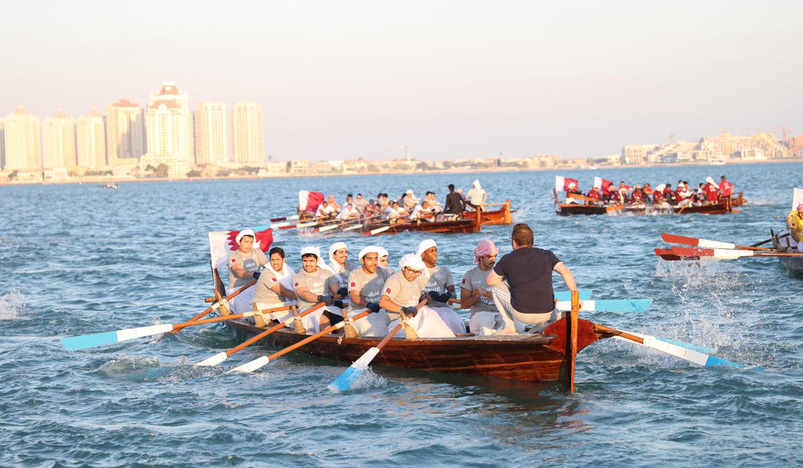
474,239,500,262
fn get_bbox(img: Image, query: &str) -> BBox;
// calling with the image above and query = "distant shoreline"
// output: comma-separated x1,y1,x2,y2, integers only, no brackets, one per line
2,158,802,187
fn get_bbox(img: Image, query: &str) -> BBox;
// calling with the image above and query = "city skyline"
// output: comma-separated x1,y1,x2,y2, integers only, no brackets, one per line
0,1,800,162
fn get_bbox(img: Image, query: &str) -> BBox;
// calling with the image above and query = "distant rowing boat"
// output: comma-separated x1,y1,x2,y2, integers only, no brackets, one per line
459,199,514,225
554,190,745,216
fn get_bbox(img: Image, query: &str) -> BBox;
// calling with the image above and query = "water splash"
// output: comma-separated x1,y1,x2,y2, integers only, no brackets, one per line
0,289,28,320
328,367,387,393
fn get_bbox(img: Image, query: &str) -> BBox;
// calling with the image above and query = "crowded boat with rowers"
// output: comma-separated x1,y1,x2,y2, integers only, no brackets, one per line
221,222,580,340
555,174,745,216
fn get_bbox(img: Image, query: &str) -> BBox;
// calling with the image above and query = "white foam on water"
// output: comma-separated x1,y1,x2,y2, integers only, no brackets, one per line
0,289,28,320
328,367,387,394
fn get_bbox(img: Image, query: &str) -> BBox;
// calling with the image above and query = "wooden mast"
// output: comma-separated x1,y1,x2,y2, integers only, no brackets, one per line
567,290,579,392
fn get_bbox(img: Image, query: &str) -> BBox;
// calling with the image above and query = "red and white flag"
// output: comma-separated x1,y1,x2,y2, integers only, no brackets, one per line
594,177,614,194
208,228,273,270
298,190,325,213
555,176,579,192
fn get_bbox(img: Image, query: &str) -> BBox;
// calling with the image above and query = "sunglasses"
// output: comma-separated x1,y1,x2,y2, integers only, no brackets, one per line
403,267,422,276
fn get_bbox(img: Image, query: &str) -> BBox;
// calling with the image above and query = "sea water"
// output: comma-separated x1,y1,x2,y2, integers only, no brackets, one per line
1,163,802,466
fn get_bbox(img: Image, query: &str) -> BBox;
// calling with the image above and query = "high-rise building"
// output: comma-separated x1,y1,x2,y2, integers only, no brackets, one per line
43,109,76,170
76,107,107,169
194,101,229,165
106,98,145,165
141,82,194,175
232,102,264,164
2,106,42,171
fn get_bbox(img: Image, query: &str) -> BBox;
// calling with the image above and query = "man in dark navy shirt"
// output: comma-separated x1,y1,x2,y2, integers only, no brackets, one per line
486,223,580,334
442,184,465,220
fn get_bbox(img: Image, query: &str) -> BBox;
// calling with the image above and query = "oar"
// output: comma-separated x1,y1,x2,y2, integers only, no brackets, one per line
230,309,373,373
329,299,427,392
555,299,652,313
594,324,744,368
60,303,296,351
195,302,326,367
368,226,391,236
662,233,775,251
270,215,298,223
671,246,803,259
654,248,686,260
554,290,592,301
181,280,258,325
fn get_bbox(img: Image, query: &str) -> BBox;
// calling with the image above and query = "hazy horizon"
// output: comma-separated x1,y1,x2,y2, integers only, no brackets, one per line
1,0,801,161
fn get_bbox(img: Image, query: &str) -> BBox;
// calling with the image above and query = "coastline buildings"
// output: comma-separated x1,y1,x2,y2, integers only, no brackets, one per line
43,109,76,170
76,108,107,169
106,98,145,166
140,82,194,175
2,106,41,171
194,101,229,165
232,102,264,164
622,131,794,165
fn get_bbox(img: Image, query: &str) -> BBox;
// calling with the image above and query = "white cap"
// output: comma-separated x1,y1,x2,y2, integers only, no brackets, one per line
406,189,414,195
656,184,666,192
416,239,437,256
300,246,321,258
706,177,716,186
236,229,256,244
377,247,389,258
399,253,425,271
358,246,381,261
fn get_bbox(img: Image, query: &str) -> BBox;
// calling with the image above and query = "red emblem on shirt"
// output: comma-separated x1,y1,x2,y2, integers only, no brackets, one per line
230,259,236,263
351,282,356,287
461,278,465,284
271,278,277,282
295,282,299,286
386,288,391,293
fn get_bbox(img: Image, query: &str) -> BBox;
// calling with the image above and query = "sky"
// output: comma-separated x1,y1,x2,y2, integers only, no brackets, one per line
1,0,801,161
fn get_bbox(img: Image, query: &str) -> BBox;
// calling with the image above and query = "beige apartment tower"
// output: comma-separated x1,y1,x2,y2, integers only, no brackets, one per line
76,108,107,169
232,102,264,164
2,106,42,171
43,109,77,169
194,101,229,165
106,98,145,165
141,82,194,175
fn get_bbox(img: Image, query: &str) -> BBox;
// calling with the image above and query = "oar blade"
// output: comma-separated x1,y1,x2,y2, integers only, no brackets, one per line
329,347,380,392
61,323,174,351
556,299,653,313
661,232,699,246
195,352,228,367
554,290,593,302
231,356,270,373
61,331,119,351
621,335,745,368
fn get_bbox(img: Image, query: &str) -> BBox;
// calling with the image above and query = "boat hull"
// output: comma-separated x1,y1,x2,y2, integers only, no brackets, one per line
225,317,601,383
460,200,513,225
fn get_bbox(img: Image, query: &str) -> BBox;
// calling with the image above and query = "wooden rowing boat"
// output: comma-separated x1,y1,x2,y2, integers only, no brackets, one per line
223,316,605,383
554,190,745,216
772,230,803,273
459,200,514,225
362,209,482,236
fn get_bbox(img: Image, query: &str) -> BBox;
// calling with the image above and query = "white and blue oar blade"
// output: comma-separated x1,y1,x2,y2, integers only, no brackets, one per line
61,324,174,351
554,290,593,302
329,347,380,392
556,299,652,313
616,334,744,368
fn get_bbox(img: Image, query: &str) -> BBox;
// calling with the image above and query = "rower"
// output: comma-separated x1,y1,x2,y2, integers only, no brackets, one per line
643,183,654,198
442,184,465,220
252,247,298,327
379,254,455,338
410,200,434,221
486,223,580,334
354,193,368,212
327,194,342,212
377,247,393,273
325,242,356,299
462,240,505,336
425,191,443,215
337,203,360,220
704,177,719,205
292,246,335,332
417,239,466,334
605,183,620,204
315,200,336,221
347,246,392,336
226,229,268,314
465,179,487,211
719,175,734,199
586,186,603,205
786,202,803,251
363,199,382,218
403,189,419,212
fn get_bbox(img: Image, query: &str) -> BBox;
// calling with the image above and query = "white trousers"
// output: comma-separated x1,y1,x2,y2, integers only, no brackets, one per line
427,306,466,334
491,281,555,333
388,306,456,339
469,311,506,336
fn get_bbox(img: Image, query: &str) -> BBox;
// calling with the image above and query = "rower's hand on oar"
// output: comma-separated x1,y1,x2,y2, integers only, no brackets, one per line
317,295,334,306
337,287,349,298
401,306,418,317
427,291,440,302
333,300,345,308
252,271,261,280
366,302,381,313
438,292,453,303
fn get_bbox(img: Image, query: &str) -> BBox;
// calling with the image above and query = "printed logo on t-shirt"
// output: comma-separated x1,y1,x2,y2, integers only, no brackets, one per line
271,278,277,282
230,259,236,263
386,288,391,293
295,282,299,287
351,282,356,287
461,278,465,284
